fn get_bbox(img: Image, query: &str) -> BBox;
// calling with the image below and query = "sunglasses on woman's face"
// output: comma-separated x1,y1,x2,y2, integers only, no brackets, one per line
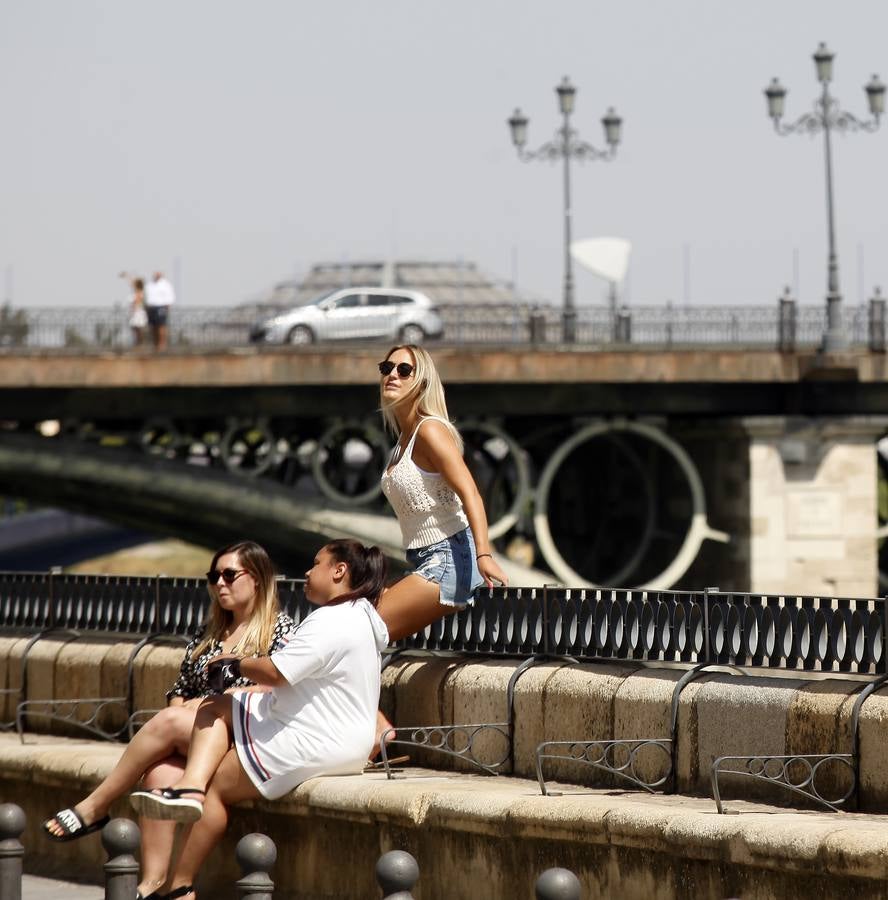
378,360,415,378
206,567,248,585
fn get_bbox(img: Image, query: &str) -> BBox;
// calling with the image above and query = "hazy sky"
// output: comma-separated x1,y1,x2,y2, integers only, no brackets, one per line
2,1,887,310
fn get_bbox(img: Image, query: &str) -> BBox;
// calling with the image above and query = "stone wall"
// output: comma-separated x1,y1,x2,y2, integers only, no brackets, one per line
3,638,888,897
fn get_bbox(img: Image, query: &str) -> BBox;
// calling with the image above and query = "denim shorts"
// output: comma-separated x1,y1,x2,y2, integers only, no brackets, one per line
405,527,485,608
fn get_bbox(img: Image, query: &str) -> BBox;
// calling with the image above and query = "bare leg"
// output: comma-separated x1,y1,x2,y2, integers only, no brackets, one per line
376,574,453,643
166,750,260,899
44,705,196,837
136,756,185,897
172,695,235,795
371,575,455,757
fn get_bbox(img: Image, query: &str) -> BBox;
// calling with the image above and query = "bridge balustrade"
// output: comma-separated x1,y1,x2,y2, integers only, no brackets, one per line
2,302,878,349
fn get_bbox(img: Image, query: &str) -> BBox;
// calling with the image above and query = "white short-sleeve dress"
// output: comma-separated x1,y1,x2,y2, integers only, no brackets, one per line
231,598,389,799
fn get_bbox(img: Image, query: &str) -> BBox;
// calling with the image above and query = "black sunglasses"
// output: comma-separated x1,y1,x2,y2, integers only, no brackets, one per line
378,360,415,378
206,567,248,585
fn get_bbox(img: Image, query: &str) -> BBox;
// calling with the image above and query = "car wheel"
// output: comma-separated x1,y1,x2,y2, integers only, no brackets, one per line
287,325,314,345
399,324,426,344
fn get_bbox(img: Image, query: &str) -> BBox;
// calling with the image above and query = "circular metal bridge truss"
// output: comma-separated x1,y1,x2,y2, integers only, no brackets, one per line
19,411,741,590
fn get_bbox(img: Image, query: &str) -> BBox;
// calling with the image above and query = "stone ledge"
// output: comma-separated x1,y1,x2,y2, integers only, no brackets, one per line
3,734,888,899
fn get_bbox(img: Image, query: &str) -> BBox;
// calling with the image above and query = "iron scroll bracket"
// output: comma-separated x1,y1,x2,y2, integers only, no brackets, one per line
710,753,856,814
535,661,748,797
16,631,189,744
378,652,578,779
710,672,888,814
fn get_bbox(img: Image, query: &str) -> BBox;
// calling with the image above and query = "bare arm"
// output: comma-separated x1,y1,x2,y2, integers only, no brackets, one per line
415,420,509,588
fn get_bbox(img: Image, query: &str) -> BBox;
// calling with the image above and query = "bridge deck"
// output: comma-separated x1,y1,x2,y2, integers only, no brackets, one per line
3,345,887,418
1,345,886,385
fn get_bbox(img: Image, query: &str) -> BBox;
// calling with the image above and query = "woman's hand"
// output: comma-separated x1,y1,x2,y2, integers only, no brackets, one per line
477,554,508,588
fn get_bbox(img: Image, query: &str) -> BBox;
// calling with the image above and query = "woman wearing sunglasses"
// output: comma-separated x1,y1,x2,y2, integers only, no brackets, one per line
375,345,508,639
129,539,390,900
42,540,295,900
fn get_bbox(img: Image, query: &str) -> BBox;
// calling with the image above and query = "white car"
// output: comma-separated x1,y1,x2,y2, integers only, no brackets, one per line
249,287,444,345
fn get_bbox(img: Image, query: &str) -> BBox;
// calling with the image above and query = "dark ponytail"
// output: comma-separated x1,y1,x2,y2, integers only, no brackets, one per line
325,539,388,606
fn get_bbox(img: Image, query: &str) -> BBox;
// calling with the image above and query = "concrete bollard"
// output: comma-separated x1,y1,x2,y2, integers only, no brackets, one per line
0,803,26,900
375,850,419,899
535,867,582,900
235,832,276,899
102,818,140,900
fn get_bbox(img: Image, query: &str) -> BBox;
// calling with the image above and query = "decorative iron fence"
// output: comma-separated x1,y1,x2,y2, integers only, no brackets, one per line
0,571,312,636
396,585,887,675
1,574,884,675
3,300,884,350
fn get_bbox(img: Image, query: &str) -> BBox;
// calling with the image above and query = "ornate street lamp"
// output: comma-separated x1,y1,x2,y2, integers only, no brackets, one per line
508,77,622,343
764,44,884,352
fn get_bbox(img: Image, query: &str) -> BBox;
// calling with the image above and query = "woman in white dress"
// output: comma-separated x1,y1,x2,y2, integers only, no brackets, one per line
129,539,390,900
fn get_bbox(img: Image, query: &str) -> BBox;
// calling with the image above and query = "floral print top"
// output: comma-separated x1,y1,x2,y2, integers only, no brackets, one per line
166,611,295,701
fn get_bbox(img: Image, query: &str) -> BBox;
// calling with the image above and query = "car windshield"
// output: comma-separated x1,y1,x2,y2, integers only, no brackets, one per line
306,289,339,307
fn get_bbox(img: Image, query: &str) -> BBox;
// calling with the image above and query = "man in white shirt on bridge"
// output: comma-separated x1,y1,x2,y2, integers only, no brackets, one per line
144,271,175,351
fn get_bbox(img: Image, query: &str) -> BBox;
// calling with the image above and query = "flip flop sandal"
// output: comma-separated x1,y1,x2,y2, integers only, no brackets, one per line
42,808,110,842
130,787,206,823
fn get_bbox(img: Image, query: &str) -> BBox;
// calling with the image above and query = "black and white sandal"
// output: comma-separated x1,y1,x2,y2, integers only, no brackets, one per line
42,808,110,842
130,787,206,823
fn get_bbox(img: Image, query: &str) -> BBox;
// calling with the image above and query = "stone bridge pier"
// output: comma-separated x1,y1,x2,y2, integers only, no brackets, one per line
744,416,887,596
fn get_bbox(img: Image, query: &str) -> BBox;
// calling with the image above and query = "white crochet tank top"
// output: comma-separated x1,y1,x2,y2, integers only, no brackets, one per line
380,416,468,549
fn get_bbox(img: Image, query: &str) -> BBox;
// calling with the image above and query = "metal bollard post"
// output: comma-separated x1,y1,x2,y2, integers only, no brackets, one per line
0,803,26,900
535,867,582,900
236,832,276,899
375,850,419,899
102,818,140,900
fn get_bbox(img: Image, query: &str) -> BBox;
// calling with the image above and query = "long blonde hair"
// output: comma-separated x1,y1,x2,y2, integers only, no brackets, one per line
379,344,463,452
194,540,281,658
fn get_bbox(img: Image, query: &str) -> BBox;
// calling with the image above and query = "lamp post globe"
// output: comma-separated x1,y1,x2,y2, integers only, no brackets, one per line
765,43,883,352
507,77,622,343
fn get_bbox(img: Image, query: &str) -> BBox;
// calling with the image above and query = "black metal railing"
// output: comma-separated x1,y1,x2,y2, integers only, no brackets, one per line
395,585,886,675
1,575,884,675
0,571,312,636
2,301,883,350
